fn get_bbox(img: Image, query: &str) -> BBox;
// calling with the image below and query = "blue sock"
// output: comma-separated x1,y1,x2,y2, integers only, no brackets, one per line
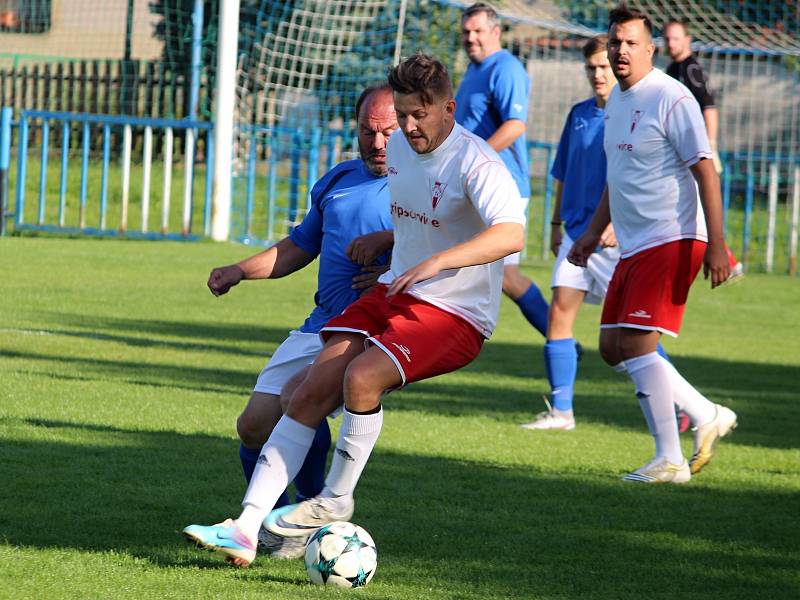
544,338,578,412
239,443,290,509
514,283,549,337
656,342,670,362
293,419,331,502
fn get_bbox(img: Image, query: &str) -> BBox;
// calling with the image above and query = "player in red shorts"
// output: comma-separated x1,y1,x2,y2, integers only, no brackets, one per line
182,52,527,566
569,5,737,484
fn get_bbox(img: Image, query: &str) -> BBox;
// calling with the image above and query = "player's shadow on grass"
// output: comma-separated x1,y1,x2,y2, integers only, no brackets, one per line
4,326,270,358
2,348,256,395
2,420,797,597
387,341,800,451
39,310,292,351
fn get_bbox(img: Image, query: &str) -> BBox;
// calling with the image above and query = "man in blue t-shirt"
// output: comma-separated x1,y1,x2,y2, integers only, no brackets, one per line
454,3,550,339
520,35,669,431
205,85,397,556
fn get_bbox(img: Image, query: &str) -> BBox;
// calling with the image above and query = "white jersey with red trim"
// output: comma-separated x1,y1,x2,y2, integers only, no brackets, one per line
378,123,526,337
604,68,711,258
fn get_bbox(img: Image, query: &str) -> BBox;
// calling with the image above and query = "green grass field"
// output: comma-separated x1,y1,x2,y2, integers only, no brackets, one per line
1,237,799,599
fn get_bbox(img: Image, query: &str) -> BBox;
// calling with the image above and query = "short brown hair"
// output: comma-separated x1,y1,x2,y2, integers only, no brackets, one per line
582,34,608,59
388,53,453,105
462,2,499,28
665,19,689,35
608,3,653,38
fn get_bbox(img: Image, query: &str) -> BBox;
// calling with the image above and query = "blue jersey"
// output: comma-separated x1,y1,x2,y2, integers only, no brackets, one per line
455,49,531,198
550,97,607,240
289,159,392,333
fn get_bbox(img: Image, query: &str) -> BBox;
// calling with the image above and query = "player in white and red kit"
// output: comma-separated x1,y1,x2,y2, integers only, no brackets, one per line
569,5,737,484
182,53,526,566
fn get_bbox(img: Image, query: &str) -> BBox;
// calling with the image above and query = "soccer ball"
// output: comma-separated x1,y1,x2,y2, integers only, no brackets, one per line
304,521,377,588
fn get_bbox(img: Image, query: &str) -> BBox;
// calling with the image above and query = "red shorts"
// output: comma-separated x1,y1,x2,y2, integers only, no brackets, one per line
321,285,484,386
601,239,706,337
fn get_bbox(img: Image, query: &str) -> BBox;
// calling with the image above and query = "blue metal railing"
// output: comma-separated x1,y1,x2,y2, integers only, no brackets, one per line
1,112,798,275
5,110,213,240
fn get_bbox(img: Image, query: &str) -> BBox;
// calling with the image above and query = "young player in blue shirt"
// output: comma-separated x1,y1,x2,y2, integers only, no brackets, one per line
454,3,550,338
521,35,670,430
203,85,397,556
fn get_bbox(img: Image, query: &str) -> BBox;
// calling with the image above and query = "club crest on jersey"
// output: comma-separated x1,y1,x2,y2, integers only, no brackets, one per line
388,166,398,175
431,181,448,210
630,110,644,133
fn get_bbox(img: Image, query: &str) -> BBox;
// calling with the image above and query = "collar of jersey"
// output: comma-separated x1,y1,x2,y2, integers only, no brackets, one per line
618,67,657,98
415,122,462,162
473,48,505,70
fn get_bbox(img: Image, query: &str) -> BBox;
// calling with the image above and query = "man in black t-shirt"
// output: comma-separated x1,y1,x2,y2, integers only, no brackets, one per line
664,20,721,174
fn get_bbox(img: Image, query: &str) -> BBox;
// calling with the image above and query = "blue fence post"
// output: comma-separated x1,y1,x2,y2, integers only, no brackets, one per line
38,119,49,225
0,107,12,236
80,121,90,228
58,121,70,227
203,130,214,236
267,131,277,241
306,127,321,215
743,162,754,267
15,116,29,227
288,128,302,229
99,123,110,229
245,128,257,239
189,0,203,121
326,132,336,173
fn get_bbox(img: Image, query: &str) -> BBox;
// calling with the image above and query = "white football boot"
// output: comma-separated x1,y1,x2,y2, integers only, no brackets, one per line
690,404,738,474
257,526,307,559
265,496,355,538
621,456,691,484
520,397,576,431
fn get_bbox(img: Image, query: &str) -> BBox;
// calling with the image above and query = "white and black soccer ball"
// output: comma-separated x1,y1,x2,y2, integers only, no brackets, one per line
304,521,377,588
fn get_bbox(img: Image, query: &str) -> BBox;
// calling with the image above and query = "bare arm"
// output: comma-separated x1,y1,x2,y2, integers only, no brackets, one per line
690,158,729,287
703,107,718,146
346,230,394,266
703,107,723,174
567,186,611,267
207,237,315,296
387,222,524,296
550,179,564,256
486,119,527,153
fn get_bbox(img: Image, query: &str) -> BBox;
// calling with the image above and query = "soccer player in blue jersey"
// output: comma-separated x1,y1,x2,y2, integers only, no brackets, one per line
203,84,397,557
521,35,670,430
454,2,550,338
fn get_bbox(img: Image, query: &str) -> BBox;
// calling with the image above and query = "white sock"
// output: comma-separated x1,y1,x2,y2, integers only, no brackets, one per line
553,408,574,419
237,415,316,540
625,353,684,465
322,407,383,498
660,357,717,426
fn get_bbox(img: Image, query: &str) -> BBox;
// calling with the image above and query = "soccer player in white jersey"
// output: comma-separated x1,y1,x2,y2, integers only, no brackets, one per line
569,5,737,484
182,53,526,566
521,35,672,431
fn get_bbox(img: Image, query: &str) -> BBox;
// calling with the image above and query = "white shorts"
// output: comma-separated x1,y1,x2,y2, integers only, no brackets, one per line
551,232,620,304
503,197,529,266
253,330,323,395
